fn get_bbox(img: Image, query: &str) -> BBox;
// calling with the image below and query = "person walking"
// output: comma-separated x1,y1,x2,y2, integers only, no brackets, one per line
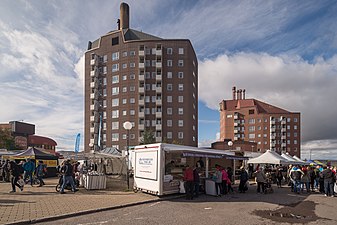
308,167,316,192
301,167,310,193
35,161,46,187
239,166,249,193
60,159,78,194
255,167,266,193
8,160,23,193
322,166,335,197
290,165,303,194
214,165,223,196
2,160,10,182
193,167,200,198
23,159,35,186
221,166,229,195
183,165,194,200
276,167,283,188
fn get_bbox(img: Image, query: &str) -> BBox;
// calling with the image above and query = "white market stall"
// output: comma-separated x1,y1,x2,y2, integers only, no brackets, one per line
247,150,290,165
131,143,247,196
281,153,302,165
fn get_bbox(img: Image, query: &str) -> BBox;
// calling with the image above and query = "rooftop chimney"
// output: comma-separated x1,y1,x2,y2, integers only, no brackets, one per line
237,90,241,100
243,89,246,99
239,89,243,100
232,86,236,100
120,2,130,30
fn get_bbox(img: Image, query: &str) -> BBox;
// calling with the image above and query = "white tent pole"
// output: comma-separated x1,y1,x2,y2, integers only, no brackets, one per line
205,157,209,178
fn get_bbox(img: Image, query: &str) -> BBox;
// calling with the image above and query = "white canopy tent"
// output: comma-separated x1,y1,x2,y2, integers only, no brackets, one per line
247,150,290,165
281,153,302,165
293,155,307,164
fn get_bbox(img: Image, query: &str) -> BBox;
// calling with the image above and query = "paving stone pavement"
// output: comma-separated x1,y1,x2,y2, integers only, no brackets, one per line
0,178,161,225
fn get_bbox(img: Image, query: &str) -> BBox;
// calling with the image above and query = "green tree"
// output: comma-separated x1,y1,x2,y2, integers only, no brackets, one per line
139,129,156,145
0,128,15,150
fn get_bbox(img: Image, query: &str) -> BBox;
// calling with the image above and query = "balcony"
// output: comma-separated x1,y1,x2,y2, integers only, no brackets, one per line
138,124,144,130
234,123,239,127
139,63,145,68
281,143,286,147
156,87,162,93
90,58,97,66
139,99,145,105
139,50,145,56
270,142,276,147
156,100,162,105
156,124,162,130
90,104,98,111
234,137,239,141
281,136,286,140
138,111,145,118
234,129,239,134
281,120,286,125
156,137,162,142
90,82,96,88
270,134,276,139
156,62,162,68
270,128,276,132
156,112,162,118
156,50,162,55
139,74,145,81
139,87,145,93
156,75,162,80
234,115,238,119
270,120,275,125
90,93,97,100
90,70,97,77
90,116,95,122
281,128,287,133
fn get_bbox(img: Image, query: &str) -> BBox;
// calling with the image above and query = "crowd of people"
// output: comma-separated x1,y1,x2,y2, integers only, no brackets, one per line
249,163,337,197
0,159,47,193
1,158,81,194
183,162,235,200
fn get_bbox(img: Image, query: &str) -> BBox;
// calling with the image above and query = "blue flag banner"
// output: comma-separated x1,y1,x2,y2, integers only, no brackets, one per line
74,133,81,153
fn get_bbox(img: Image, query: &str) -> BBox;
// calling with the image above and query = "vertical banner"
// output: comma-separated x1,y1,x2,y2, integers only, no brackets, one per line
74,133,81,153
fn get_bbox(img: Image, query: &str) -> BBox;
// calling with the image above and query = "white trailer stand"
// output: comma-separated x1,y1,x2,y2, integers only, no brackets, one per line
131,143,241,196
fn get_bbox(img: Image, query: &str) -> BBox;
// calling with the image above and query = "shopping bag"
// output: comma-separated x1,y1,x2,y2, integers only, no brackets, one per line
334,183,337,193
18,179,25,187
179,181,186,193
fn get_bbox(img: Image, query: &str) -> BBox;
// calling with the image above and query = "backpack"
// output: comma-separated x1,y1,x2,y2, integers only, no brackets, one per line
291,170,301,180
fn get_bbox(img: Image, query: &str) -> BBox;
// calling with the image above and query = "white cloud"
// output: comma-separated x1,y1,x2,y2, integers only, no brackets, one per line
199,52,337,146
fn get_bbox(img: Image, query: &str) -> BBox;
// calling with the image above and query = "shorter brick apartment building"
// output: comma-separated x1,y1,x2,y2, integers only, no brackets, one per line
219,87,301,157
0,121,57,153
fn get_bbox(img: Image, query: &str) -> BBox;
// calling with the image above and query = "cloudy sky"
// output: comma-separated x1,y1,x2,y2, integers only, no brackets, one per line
1,0,337,159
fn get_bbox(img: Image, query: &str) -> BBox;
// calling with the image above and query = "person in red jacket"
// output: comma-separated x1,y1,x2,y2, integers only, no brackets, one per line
183,165,194,200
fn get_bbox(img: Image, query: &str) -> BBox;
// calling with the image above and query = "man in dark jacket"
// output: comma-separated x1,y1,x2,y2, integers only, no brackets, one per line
239,166,249,193
60,159,78,194
322,166,335,197
8,161,23,193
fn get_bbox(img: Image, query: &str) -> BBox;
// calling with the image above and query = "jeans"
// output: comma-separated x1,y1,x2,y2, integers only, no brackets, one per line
222,181,227,195
215,182,222,195
184,181,194,200
301,181,310,192
60,175,76,192
24,171,33,185
324,181,334,196
37,175,45,186
293,180,301,193
194,182,200,197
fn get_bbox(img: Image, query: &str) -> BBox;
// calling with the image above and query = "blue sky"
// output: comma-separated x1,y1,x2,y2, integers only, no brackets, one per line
1,0,337,159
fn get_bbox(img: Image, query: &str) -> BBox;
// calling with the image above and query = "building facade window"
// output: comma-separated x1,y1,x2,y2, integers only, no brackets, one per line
167,72,172,79
167,48,173,55
112,75,119,84
167,60,172,67
112,110,119,118
178,132,184,139
167,96,172,102
178,72,184,79
167,120,172,127
178,48,184,54
112,98,119,107
112,52,119,61
178,60,184,67
112,64,119,72
178,84,184,91
178,96,184,102
112,87,119,95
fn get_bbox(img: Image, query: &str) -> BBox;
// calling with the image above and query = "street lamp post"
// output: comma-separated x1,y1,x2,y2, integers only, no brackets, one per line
228,141,234,184
123,121,132,190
